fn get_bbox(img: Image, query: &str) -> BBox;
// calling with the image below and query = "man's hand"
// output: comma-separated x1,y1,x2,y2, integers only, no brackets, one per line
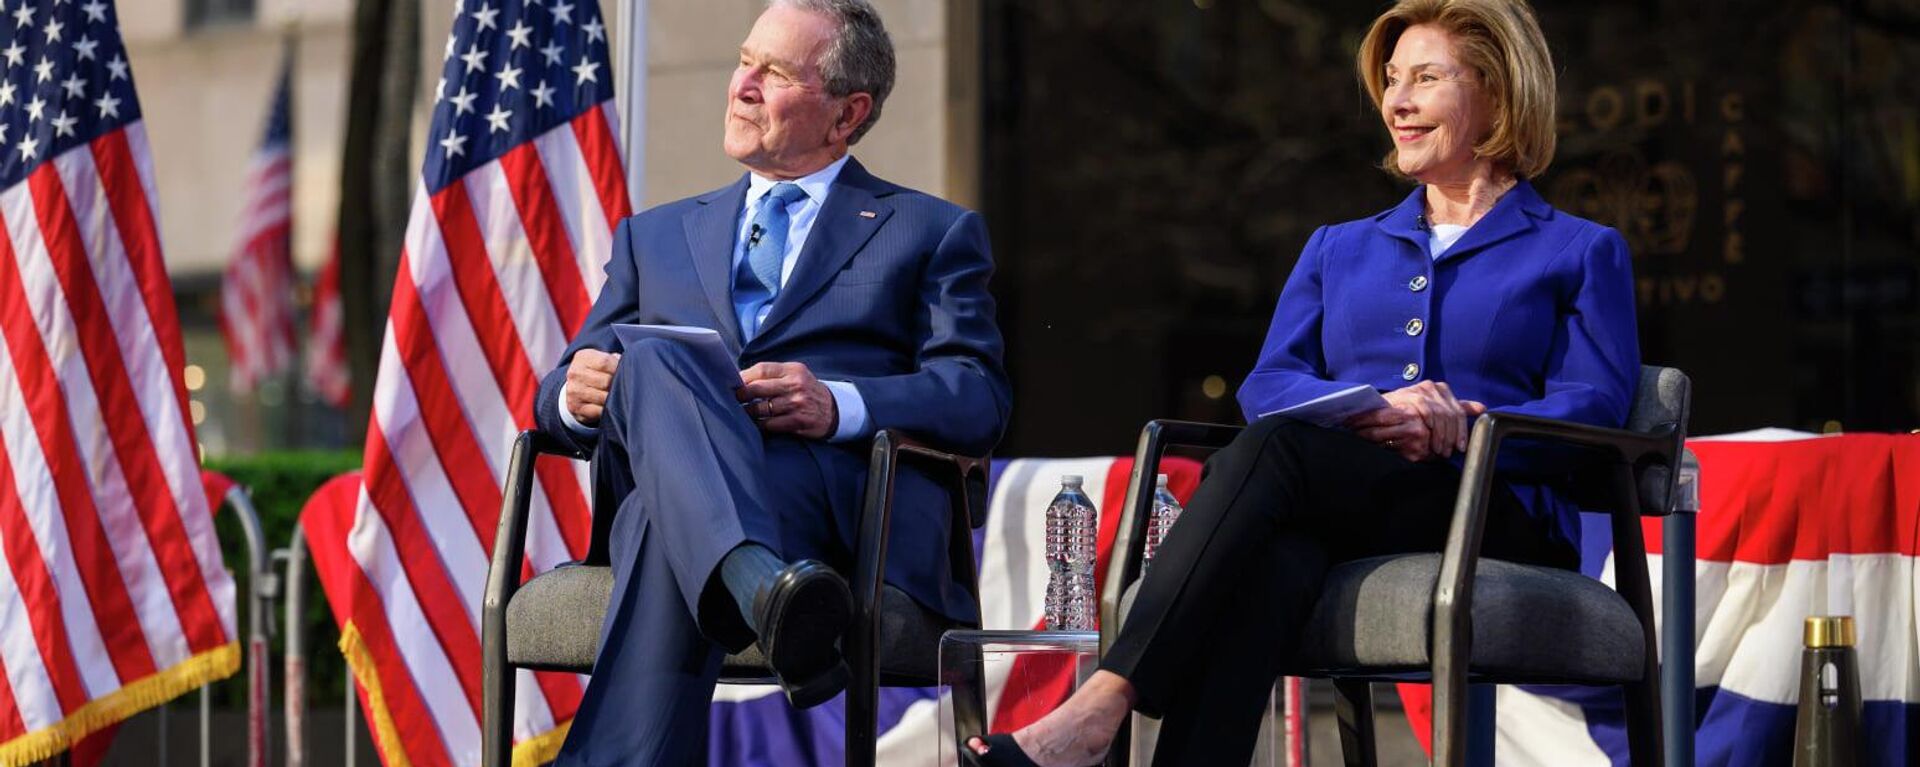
1345,381,1486,461
564,349,621,427
738,361,838,439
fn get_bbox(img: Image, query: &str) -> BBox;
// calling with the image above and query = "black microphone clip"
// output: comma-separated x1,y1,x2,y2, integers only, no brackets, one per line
1414,214,1430,232
747,223,766,250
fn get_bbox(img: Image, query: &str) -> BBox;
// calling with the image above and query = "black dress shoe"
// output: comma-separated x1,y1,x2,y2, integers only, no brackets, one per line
752,560,853,708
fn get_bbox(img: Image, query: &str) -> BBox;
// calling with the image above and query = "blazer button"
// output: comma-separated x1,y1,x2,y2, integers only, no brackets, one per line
1409,275,1429,292
1405,318,1425,336
1402,363,1420,380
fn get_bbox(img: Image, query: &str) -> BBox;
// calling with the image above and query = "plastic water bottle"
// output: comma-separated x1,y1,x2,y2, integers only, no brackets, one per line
1142,474,1183,572
1043,475,1099,630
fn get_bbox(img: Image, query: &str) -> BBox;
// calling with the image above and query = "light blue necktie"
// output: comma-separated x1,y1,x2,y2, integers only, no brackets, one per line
735,182,807,340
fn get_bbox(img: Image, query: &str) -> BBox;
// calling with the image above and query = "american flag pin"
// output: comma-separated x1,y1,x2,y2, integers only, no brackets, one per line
858,210,877,218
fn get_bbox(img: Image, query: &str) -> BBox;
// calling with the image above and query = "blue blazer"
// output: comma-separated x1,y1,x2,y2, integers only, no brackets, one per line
535,158,1012,622
1238,180,1641,549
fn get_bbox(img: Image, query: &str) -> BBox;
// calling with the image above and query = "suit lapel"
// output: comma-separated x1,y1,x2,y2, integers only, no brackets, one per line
1373,187,1429,252
751,158,894,345
682,176,750,351
1433,180,1549,264
1371,181,1551,264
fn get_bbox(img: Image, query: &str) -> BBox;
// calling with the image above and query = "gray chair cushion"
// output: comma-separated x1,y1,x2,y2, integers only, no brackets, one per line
507,564,962,686
506,564,612,672
1299,554,1644,682
1118,554,1645,684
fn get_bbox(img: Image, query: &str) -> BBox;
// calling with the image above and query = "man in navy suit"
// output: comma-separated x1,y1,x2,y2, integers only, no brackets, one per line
536,0,1009,762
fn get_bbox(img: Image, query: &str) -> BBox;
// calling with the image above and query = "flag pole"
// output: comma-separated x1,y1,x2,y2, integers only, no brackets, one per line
615,0,646,208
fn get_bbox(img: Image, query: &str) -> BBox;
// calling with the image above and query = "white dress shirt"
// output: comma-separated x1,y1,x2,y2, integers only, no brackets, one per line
1428,222,1470,259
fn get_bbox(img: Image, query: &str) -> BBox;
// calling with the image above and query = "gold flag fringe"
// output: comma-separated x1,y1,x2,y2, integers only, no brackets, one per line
337,621,574,767
0,641,240,767
337,623,414,767
511,719,570,767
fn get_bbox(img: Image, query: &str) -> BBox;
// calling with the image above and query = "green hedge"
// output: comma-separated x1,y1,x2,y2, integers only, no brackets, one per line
195,451,362,709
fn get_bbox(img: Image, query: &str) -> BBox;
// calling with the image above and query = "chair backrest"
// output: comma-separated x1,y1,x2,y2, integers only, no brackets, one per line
1578,365,1691,516
1559,367,1697,515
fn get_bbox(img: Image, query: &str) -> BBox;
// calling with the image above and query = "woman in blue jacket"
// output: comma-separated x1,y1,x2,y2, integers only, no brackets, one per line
967,0,1640,765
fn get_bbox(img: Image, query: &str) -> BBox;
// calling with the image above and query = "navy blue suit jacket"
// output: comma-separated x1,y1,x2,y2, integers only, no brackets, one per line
1238,180,1641,551
534,158,1011,623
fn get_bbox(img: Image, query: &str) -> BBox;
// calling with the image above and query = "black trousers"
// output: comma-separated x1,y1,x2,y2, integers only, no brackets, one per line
1099,416,1576,766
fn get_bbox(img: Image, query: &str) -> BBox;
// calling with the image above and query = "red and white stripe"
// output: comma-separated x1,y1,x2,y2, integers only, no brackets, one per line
304,243,350,409
219,141,296,393
302,103,630,766
0,123,239,755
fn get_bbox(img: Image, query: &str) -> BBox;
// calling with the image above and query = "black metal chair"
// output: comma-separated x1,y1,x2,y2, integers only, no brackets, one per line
480,428,990,767
1100,365,1691,767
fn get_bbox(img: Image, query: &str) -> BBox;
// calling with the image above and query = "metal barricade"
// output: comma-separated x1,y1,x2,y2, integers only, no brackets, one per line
216,483,274,767
278,525,362,767
276,527,309,767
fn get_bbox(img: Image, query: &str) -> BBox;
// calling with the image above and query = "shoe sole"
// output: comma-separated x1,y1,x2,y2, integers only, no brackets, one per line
765,569,852,707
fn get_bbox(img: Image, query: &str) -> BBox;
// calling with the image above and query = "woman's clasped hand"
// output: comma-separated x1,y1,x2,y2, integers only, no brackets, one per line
1346,380,1487,461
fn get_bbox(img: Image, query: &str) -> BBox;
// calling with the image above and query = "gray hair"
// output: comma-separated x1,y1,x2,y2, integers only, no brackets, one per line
771,0,896,144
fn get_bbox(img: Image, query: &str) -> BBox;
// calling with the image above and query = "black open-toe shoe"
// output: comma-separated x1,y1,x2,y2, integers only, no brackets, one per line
962,734,1043,767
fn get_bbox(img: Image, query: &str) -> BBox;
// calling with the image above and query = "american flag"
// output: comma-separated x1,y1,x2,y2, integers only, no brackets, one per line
218,56,295,395
304,240,349,409
0,0,239,762
300,0,631,764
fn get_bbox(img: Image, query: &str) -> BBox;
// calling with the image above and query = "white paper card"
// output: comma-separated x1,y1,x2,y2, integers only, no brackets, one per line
1260,384,1389,427
611,324,741,384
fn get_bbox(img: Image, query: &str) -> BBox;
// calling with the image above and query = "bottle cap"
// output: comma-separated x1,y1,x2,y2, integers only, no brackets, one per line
1060,474,1083,486
1155,473,1169,486
1804,616,1856,648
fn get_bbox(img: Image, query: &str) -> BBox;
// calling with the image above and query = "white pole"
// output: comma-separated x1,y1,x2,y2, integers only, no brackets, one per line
614,0,647,208
223,487,273,767
284,530,311,767
345,674,357,767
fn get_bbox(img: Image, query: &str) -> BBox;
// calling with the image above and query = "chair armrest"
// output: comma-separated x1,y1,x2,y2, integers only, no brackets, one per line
850,429,991,618
1100,419,1244,654
482,430,546,767
1434,411,1680,622
881,431,992,528
485,431,546,620
1427,412,1679,749
1673,448,1701,515
527,428,591,461
1469,411,1678,468
844,429,991,751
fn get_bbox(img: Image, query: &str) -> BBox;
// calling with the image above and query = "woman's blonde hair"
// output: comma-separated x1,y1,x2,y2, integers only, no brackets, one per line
1356,0,1557,179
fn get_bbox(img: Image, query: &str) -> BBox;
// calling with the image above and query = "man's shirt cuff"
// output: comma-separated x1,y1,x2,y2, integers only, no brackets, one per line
822,380,871,443
557,387,600,436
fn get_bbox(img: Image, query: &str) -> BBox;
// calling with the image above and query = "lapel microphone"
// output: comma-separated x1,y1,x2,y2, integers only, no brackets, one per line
1415,214,1431,232
747,223,766,250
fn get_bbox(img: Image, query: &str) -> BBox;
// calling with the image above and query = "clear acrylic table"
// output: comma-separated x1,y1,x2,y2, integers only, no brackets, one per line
937,629,1101,764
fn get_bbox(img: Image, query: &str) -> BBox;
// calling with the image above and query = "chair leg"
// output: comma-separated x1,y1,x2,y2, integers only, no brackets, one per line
845,663,878,767
481,633,513,767
1623,678,1667,767
1466,684,1496,767
1431,671,1464,767
1332,680,1377,767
